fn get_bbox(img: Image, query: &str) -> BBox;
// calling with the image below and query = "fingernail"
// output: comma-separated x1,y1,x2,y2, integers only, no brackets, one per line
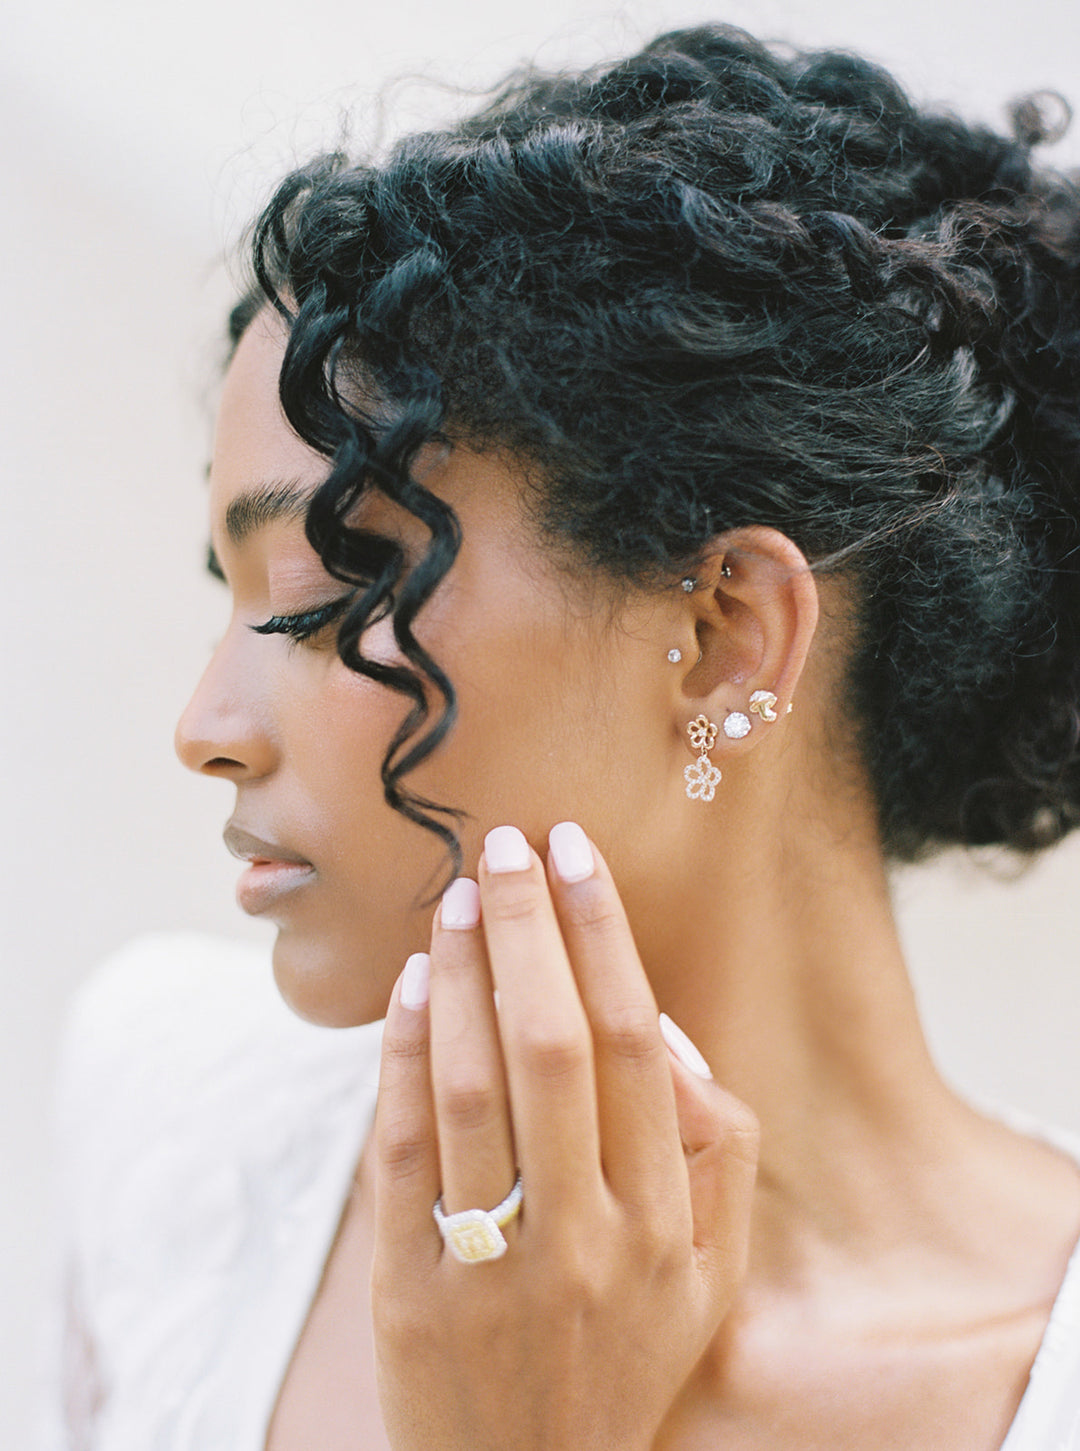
401,952,430,1010
440,877,481,929
484,825,531,874
659,1012,713,1079
548,821,595,883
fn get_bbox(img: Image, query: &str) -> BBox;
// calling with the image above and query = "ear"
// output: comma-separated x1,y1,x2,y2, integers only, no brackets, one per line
678,526,819,741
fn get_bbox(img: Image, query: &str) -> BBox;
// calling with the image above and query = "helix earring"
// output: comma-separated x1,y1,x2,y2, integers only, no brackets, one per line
684,715,722,802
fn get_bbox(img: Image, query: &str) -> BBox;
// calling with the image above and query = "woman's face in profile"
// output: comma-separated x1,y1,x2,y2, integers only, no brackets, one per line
176,310,682,1026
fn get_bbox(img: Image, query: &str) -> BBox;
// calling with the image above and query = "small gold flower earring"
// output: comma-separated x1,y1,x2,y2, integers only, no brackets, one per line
684,715,722,802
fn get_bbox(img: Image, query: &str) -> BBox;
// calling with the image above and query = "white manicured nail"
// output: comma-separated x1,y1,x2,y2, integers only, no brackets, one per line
401,952,430,1010
548,821,595,883
659,1012,713,1079
440,877,481,929
484,825,531,873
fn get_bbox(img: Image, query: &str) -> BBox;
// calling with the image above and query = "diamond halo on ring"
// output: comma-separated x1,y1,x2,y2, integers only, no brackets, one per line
433,1173,524,1264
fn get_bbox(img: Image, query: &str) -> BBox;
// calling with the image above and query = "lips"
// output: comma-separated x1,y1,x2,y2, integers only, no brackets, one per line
224,822,312,867
223,821,315,915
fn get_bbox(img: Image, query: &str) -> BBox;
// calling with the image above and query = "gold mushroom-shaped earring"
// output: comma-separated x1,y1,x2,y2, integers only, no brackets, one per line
684,714,722,802
748,689,779,723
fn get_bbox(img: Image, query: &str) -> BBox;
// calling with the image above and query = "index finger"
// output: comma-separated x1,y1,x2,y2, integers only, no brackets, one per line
373,958,442,1280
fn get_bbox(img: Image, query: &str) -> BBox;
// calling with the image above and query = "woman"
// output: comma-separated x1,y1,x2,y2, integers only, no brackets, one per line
52,23,1080,1450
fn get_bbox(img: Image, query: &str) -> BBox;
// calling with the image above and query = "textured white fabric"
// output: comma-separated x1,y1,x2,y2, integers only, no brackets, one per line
42,934,381,1451
41,933,1080,1450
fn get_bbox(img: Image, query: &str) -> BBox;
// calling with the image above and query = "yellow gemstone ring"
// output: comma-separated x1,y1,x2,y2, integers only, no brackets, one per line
433,1173,524,1264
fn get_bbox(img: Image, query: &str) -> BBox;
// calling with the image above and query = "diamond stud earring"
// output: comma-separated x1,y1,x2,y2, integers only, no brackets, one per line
667,648,683,663
723,710,751,739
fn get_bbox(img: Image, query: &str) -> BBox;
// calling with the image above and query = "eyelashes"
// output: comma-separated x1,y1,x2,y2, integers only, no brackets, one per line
204,540,381,645
250,594,355,642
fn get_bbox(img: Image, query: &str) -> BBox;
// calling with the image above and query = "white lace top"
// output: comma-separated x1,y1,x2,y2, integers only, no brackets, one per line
40,933,1080,1450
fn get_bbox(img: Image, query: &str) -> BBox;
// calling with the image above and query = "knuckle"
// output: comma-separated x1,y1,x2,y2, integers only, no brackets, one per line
485,882,542,926
382,1028,430,1069
378,1122,431,1182
560,886,624,938
722,1097,762,1145
616,1212,662,1267
624,1198,685,1261
537,1243,603,1309
712,1097,761,1162
514,1024,587,1080
438,1074,499,1131
593,1004,659,1063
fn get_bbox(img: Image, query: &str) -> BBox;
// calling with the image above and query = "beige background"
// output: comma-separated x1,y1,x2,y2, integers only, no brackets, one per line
4,0,1079,1443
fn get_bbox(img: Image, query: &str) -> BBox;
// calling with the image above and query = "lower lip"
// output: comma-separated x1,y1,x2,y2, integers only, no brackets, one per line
235,861,316,915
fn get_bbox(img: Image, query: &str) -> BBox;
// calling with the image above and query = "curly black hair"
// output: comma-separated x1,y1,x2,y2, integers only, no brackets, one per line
236,24,1080,878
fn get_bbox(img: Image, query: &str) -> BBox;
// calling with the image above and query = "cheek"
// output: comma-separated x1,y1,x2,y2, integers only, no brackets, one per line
282,660,439,870
406,625,644,868
286,667,388,806
267,664,442,1027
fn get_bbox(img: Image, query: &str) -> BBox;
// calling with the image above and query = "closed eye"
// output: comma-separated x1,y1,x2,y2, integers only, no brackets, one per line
250,595,355,642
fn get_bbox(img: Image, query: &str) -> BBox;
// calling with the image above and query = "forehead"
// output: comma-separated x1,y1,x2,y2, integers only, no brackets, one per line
209,307,544,567
211,309,330,515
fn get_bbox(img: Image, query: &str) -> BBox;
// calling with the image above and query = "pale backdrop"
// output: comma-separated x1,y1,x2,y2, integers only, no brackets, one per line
4,0,1079,1442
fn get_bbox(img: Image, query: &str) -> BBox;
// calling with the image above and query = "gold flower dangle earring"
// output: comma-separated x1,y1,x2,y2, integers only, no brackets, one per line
684,714,722,802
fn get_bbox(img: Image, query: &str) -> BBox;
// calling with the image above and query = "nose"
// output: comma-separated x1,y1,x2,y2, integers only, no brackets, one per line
175,636,277,782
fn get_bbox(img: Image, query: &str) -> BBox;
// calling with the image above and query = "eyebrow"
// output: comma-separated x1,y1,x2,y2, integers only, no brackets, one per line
224,478,313,546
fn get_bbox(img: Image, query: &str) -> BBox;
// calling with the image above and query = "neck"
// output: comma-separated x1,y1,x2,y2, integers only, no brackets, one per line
627,759,986,1285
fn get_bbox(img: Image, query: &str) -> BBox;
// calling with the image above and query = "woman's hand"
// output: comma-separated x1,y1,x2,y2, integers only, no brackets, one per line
371,822,759,1451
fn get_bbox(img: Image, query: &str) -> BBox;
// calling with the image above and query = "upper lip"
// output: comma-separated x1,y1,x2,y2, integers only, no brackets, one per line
223,822,313,867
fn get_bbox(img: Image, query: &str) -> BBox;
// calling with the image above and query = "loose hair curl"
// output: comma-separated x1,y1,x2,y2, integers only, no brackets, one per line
241,25,1080,874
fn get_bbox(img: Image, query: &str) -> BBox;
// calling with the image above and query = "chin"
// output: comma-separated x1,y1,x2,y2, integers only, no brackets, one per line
270,926,400,1028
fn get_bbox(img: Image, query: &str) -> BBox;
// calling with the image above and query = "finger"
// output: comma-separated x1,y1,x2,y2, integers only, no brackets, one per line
373,955,442,1279
662,1019,759,1288
546,822,685,1201
478,825,602,1216
429,878,517,1218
